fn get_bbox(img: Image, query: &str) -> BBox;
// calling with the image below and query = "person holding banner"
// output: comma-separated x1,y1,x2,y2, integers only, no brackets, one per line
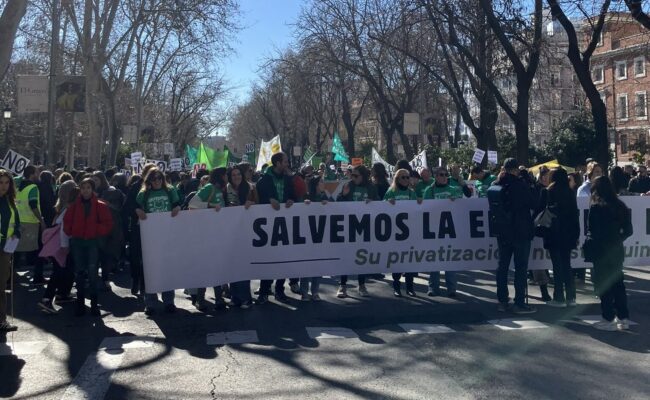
336,165,378,298
414,168,433,198
371,163,390,199
255,152,297,304
0,170,20,332
63,178,113,317
135,168,181,315
225,165,258,309
385,169,420,297
423,167,469,297
191,167,228,311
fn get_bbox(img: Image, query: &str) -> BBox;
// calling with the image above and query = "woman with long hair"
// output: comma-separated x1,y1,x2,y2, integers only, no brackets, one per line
225,165,258,308
609,166,635,196
63,178,113,317
0,170,20,332
336,165,378,298
124,174,145,295
135,168,181,315
371,163,390,200
587,176,633,331
539,168,580,307
37,181,79,313
385,169,419,297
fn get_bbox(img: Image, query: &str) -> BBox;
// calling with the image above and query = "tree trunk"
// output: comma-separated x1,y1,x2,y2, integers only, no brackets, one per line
84,62,102,167
0,0,27,82
384,128,395,163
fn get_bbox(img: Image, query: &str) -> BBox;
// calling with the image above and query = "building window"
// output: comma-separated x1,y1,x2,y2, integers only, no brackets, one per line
636,92,647,119
621,135,628,153
617,94,628,120
592,65,604,83
616,61,627,80
634,56,646,77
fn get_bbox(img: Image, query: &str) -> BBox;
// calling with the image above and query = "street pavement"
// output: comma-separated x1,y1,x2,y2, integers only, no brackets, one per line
1,264,649,400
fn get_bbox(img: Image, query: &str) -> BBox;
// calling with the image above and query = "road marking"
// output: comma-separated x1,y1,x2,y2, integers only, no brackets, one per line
398,323,455,335
306,327,358,339
576,315,638,326
60,349,124,400
207,330,259,345
0,341,48,356
487,318,549,331
99,336,156,350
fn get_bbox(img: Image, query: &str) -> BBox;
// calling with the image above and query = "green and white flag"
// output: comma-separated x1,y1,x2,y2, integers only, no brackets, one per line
302,146,316,167
331,132,349,163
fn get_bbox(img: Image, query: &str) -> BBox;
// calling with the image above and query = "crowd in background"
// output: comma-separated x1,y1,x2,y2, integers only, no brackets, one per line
0,153,640,332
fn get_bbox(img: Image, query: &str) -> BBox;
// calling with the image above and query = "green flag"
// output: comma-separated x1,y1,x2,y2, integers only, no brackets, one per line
331,132,349,163
303,146,315,164
186,145,198,166
197,142,229,169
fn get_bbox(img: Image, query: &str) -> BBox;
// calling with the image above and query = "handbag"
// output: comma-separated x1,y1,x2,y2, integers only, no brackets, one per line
188,185,217,209
534,206,556,238
581,235,598,262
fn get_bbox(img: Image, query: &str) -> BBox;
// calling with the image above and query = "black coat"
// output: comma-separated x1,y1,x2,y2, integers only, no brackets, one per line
539,187,580,250
256,170,296,205
494,173,537,242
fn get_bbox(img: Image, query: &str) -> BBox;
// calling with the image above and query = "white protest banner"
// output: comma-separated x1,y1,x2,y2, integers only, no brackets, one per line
131,151,143,164
0,150,30,176
17,75,48,113
169,158,183,172
472,148,486,164
256,135,282,171
409,150,428,170
487,151,498,165
124,158,132,168
371,147,395,176
147,159,167,172
140,197,650,293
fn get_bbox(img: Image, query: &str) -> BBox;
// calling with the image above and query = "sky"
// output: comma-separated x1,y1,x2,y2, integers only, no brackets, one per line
223,0,304,103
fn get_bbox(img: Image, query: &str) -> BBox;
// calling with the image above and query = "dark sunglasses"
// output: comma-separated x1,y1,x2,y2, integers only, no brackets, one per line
399,176,410,180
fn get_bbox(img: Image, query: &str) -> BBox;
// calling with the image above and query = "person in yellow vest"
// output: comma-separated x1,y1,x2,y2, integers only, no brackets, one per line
14,165,46,284
0,169,21,332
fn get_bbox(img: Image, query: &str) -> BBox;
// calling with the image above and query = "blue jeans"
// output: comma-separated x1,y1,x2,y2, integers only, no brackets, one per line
497,239,531,306
428,271,457,294
300,277,321,296
145,291,175,307
71,240,100,301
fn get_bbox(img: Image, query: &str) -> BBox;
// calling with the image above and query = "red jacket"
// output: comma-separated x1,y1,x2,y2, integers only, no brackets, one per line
63,194,113,240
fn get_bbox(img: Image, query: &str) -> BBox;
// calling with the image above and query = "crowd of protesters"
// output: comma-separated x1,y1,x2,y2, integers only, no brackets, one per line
0,153,641,333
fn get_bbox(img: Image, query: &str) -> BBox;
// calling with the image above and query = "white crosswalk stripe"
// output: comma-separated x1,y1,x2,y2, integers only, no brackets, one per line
487,318,550,331
306,327,359,339
398,323,455,335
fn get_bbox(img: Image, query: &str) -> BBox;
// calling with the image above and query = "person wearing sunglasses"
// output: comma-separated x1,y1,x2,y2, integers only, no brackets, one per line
423,167,469,297
385,169,421,297
336,165,379,297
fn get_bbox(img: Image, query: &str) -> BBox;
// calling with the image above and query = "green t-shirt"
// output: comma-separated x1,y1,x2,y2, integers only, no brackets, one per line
383,187,417,201
351,186,370,202
474,174,497,198
196,183,225,207
423,184,464,200
415,179,432,198
136,187,180,213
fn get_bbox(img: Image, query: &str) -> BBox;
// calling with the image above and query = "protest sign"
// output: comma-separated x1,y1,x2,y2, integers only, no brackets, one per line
131,152,143,164
0,150,30,176
472,149,486,164
409,150,428,170
147,159,167,172
487,151,498,164
140,197,650,293
169,158,183,172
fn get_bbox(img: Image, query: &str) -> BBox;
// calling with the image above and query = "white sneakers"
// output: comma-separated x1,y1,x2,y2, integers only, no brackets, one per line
594,317,631,331
337,285,347,298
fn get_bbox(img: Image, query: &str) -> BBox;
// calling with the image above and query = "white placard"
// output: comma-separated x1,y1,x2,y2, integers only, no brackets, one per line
169,158,183,172
124,158,132,167
472,148,486,164
404,113,420,136
0,150,30,176
245,143,255,153
147,159,167,172
487,151,498,164
131,152,143,164
140,196,650,293
17,75,48,114
409,150,428,170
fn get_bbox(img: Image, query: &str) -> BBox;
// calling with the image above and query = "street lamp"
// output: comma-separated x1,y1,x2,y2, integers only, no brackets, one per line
3,106,11,151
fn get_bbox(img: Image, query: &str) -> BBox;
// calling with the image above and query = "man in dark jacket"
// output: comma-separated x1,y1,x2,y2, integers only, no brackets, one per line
255,152,297,304
493,158,538,314
628,165,650,194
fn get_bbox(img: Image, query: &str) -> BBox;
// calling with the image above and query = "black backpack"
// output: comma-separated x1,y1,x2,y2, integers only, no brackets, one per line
487,184,513,237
